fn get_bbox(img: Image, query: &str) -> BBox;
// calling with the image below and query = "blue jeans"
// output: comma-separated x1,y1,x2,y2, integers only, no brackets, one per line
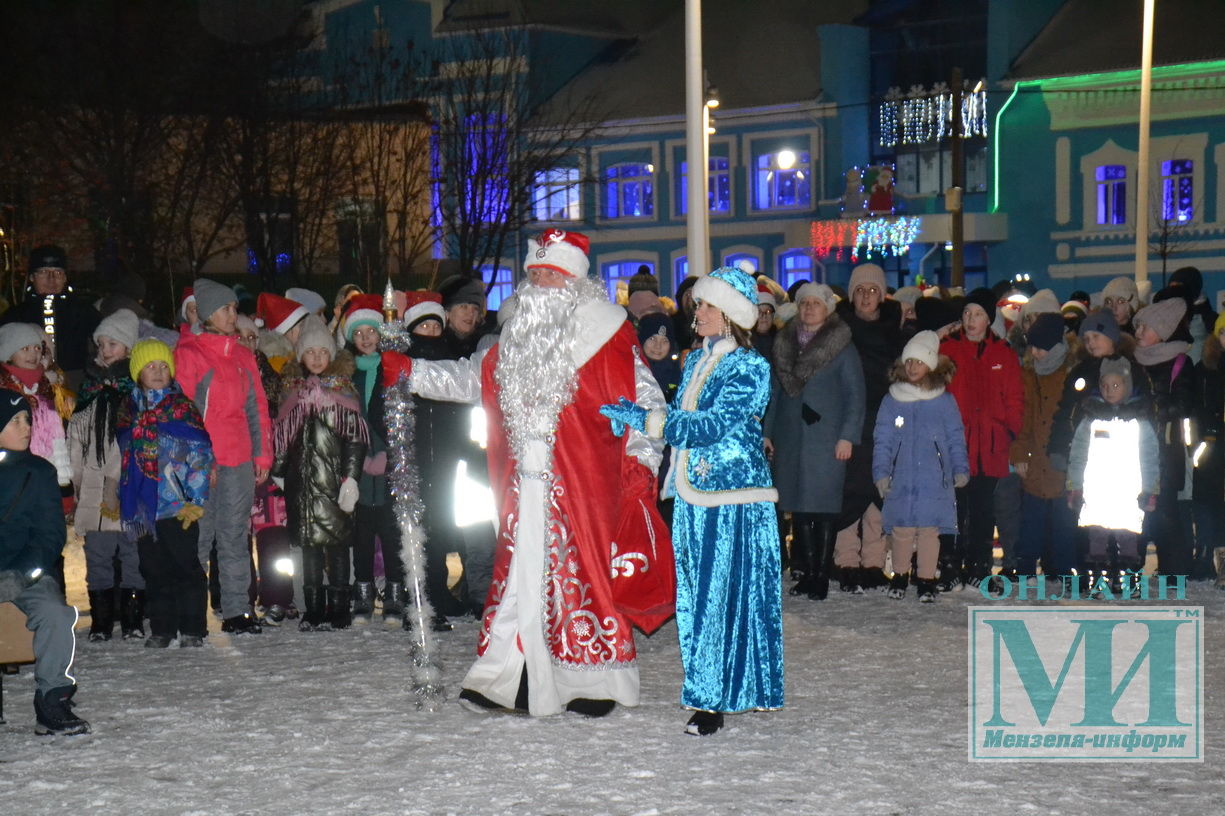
1017,492,1077,576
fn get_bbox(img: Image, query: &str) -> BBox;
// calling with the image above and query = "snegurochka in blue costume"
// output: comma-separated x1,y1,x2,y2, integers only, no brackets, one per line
602,265,783,737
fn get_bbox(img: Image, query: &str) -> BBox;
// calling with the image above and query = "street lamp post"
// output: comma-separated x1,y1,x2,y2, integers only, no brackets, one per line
1134,0,1156,290
685,0,709,279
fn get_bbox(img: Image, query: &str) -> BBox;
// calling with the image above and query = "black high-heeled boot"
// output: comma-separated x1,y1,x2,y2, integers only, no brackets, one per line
788,517,817,597
808,515,837,600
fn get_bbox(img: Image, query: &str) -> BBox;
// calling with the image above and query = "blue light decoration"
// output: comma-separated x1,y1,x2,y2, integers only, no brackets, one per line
855,216,922,261
879,82,988,148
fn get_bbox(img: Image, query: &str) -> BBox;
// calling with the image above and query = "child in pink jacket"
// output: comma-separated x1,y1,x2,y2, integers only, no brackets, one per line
174,278,272,635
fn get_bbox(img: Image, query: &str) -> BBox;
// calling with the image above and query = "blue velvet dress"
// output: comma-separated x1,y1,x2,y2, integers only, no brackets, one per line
660,337,784,713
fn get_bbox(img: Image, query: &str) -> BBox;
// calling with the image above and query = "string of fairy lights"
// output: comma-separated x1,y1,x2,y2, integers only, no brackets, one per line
878,82,990,148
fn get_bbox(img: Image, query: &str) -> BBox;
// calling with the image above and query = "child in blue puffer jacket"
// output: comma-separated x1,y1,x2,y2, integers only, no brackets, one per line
873,331,969,601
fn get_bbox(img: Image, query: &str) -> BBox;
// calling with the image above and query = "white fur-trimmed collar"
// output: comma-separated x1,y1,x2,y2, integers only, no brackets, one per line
888,381,945,402
569,299,629,368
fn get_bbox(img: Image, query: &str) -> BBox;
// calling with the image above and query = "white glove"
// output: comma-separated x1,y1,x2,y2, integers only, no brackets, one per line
272,476,285,491
337,477,359,514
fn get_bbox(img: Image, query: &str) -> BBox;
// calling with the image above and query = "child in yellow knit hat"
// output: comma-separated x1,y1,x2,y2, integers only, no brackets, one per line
117,339,215,647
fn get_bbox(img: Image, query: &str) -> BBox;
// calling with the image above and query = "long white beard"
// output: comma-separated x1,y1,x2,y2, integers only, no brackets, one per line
494,277,605,466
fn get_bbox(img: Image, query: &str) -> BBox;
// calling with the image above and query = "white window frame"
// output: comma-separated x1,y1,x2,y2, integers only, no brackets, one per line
592,142,661,225
1080,140,1136,231
744,129,820,213
597,250,661,303
531,166,583,223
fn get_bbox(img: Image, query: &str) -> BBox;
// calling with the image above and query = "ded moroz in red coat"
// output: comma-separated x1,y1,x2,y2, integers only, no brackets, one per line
940,329,1024,477
388,298,673,716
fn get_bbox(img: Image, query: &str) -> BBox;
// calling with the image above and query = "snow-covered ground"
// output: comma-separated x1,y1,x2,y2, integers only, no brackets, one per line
2,538,1222,816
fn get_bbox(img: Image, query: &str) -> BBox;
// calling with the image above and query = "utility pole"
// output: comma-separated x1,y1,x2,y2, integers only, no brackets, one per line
949,66,965,288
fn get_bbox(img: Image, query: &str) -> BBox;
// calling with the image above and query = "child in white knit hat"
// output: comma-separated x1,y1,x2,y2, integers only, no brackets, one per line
872,331,969,601
0,322,72,487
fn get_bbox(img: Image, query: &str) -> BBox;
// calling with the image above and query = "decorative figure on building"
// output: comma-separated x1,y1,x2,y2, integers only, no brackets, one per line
867,166,896,216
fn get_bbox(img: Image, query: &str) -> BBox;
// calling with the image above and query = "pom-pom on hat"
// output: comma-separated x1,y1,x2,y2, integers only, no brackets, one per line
0,323,46,364
341,294,385,341
93,308,139,352
692,266,759,330
294,314,336,361
524,228,590,279
1026,312,1066,351
256,292,310,335
129,338,175,381
404,291,446,332
901,330,940,370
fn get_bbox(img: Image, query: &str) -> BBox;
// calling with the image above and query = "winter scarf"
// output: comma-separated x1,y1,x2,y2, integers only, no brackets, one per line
117,385,211,538
1034,340,1069,376
1134,339,1191,368
73,359,134,467
0,364,64,469
886,356,956,402
275,356,369,457
355,352,380,409
773,314,853,398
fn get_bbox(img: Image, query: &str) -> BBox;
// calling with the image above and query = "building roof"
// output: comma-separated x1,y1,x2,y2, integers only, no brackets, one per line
538,0,866,123
436,0,674,37
1010,0,1225,80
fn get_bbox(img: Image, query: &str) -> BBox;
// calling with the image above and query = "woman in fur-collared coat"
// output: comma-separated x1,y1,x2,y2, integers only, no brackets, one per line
762,283,865,601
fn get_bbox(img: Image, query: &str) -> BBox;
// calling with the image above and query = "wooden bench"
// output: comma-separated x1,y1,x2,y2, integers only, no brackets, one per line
0,602,36,724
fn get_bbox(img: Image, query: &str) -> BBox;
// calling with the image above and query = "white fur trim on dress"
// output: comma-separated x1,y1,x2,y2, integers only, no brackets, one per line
692,274,758,330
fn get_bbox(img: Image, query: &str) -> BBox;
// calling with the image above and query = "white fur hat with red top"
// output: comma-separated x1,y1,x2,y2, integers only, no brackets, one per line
256,292,310,335
524,229,590,279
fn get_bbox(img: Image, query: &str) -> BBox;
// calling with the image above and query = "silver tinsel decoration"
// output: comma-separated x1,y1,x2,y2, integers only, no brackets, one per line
380,319,446,710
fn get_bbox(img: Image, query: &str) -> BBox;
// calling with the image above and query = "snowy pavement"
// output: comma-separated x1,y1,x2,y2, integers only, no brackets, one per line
1,539,1222,816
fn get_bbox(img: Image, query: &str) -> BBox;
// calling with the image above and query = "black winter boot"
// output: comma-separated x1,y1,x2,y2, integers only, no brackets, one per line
383,581,406,626
887,572,909,600
87,588,117,642
351,581,375,624
788,518,817,597
839,566,863,594
914,579,938,603
34,685,90,736
328,586,352,630
120,589,146,640
299,586,326,631
808,516,837,600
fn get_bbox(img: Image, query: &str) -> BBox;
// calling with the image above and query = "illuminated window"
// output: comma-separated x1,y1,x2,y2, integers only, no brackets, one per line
480,264,514,311
532,168,581,221
1160,159,1193,222
674,256,688,287
677,157,731,214
1095,165,1127,225
602,260,652,301
605,163,654,218
778,250,813,289
754,149,810,209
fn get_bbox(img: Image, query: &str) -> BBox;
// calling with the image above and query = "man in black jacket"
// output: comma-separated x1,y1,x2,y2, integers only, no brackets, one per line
0,245,101,390
0,388,89,735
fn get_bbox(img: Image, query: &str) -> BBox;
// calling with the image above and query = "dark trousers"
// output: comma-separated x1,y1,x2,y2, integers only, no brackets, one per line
1017,492,1078,576
956,475,998,579
1146,492,1190,576
302,546,350,590
353,502,404,583
138,518,207,639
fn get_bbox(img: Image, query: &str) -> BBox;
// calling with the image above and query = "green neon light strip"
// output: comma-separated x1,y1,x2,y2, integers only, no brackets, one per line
991,81,1029,213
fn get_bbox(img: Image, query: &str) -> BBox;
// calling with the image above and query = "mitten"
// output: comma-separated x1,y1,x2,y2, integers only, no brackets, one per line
380,351,412,387
598,397,647,437
953,473,970,489
338,477,359,513
874,477,892,498
175,504,205,530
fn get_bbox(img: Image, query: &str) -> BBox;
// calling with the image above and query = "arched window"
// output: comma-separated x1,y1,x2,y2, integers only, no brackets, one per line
777,250,813,289
480,264,515,311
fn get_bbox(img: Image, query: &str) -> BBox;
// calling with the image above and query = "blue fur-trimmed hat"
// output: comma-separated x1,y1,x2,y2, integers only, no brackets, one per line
692,266,759,329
